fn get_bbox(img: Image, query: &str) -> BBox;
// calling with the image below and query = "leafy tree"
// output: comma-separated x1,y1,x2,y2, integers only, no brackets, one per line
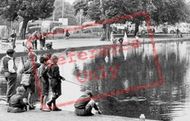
152,0,190,25
74,0,190,39
74,0,150,40
0,0,55,39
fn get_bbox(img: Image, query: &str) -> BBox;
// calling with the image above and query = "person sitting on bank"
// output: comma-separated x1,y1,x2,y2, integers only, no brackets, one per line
7,86,28,113
74,90,102,116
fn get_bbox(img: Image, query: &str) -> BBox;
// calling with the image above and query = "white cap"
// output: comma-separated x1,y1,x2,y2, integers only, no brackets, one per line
135,36,139,40
140,114,145,120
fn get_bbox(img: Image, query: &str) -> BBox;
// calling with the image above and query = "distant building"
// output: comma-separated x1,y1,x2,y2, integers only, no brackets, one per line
58,18,68,26
19,20,63,35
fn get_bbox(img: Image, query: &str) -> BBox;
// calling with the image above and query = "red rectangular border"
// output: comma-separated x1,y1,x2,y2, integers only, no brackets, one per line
27,11,165,107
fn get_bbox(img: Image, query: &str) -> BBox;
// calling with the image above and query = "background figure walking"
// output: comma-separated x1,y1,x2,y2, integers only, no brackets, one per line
39,32,46,50
31,31,38,50
10,29,17,49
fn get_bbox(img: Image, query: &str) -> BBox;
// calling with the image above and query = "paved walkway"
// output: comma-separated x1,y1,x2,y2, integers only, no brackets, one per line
0,105,157,121
0,38,111,54
1,36,190,54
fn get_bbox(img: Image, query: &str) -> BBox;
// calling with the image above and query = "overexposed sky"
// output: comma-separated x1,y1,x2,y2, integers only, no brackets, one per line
65,0,75,4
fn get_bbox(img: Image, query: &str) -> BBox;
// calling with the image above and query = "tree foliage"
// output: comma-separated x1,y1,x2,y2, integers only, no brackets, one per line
74,0,152,22
0,0,55,38
152,0,190,25
75,0,189,22
73,0,190,28
74,0,153,39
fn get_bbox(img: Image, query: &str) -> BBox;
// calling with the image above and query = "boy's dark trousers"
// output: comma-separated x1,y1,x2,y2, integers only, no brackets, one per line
6,73,17,102
32,40,37,49
75,106,93,116
47,79,61,110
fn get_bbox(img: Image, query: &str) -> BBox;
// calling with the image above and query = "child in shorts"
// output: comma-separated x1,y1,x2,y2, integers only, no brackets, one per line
47,55,65,111
38,56,50,111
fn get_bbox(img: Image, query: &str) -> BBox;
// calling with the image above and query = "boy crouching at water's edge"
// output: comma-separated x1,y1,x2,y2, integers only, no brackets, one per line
74,90,102,116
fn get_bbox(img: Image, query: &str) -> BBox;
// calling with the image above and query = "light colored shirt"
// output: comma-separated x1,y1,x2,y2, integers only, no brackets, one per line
24,39,33,49
38,64,46,78
0,58,4,73
7,55,16,73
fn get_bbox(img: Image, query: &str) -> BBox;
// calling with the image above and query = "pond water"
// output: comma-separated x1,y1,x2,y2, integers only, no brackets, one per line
71,42,190,121
1,41,190,121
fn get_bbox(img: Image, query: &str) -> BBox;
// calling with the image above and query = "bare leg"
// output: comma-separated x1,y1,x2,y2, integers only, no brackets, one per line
28,93,35,109
43,95,48,109
40,96,44,110
27,93,32,106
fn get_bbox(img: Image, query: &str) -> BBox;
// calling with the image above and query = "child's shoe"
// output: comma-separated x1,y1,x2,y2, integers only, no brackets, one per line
52,106,62,111
47,102,52,110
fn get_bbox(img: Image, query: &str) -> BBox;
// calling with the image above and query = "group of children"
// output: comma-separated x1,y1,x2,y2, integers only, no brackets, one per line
7,52,102,116
7,53,65,112
31,31,47,50
23,31,54,52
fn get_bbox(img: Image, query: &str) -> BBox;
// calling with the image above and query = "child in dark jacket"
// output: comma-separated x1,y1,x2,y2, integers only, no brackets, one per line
7,86,28,113
47,55,65,111
74,90,102,116
38,56,50,111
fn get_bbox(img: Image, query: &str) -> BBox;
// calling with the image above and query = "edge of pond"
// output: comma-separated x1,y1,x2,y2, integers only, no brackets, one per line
0,37,190,59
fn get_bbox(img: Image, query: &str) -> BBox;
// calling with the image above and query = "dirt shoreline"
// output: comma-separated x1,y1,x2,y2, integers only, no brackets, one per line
0,104,158,121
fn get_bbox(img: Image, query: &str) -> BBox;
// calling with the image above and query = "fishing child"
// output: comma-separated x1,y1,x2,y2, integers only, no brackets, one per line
47,55,65,111
74,90,102,116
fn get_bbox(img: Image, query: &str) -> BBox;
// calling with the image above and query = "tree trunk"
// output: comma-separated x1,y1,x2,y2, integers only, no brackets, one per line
101,24,111,41
105,24,111,41
134,21,140,36
20,19,29,39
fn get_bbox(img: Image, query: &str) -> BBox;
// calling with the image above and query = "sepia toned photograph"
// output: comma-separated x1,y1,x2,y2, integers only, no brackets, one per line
1,0,190,121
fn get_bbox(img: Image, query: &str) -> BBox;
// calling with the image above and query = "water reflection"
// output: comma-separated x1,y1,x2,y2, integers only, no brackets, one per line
0,42,190,120
74,42,189,120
